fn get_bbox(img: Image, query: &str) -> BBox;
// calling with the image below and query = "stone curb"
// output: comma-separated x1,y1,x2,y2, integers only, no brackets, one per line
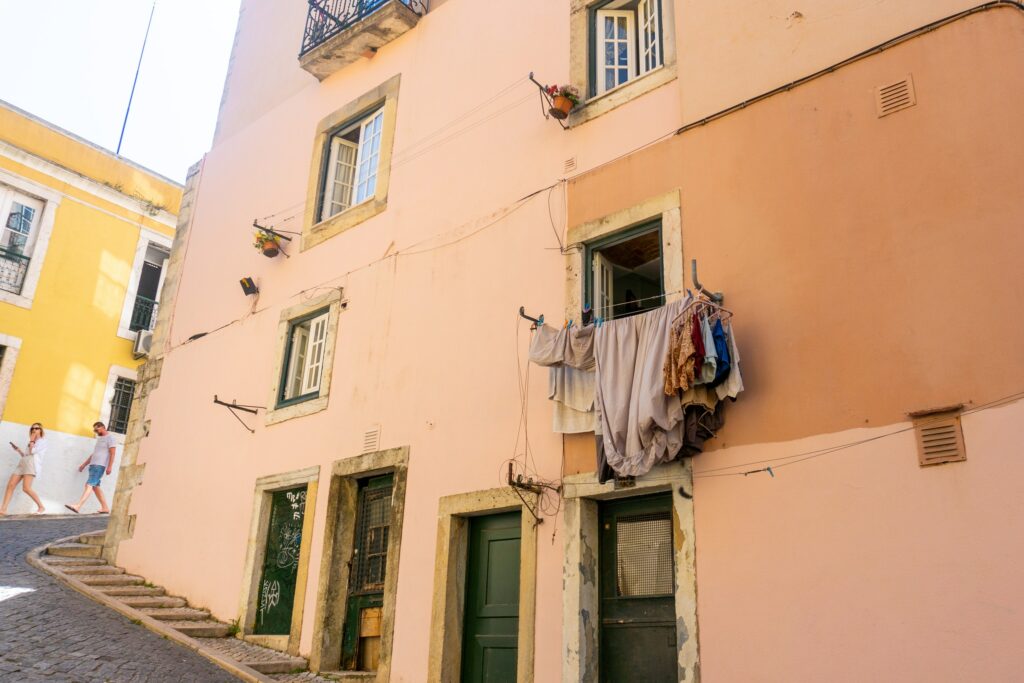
26,534,276,683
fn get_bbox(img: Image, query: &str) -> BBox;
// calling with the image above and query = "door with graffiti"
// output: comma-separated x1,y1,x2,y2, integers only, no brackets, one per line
255,485,307,635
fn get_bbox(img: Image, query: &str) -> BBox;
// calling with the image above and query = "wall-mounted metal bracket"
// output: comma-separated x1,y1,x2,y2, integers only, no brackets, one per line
528,72,569,130
691,259,724,304
213,395,265,434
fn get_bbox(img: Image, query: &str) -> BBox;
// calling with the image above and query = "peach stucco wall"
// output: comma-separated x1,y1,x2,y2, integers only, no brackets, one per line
117,1,1024,682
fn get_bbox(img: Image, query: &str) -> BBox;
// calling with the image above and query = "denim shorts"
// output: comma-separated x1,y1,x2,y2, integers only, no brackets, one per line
86,465,106,487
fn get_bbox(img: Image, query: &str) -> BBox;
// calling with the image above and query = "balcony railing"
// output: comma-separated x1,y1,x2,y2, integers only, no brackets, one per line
300,0,426,57
129,295,159,332
0,247,30,295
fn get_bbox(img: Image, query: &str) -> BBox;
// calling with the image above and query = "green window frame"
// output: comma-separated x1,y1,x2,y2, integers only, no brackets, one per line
276,307,330,409
583,219,663,320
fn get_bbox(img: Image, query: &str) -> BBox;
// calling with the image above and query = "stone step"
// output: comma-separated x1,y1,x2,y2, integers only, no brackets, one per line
78,531,106,546
194,637,309,675
97,585,166,597
60,565,125,576
118,595,187,609
78,574,145,587
140,607,211,622
41,556,107,567
166,620,231,638
46,543,101,559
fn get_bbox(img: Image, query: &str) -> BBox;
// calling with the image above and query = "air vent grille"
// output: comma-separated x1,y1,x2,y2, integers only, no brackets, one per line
911,408,965,466
363,424,381,454
876,75,917,118
564,156,577,174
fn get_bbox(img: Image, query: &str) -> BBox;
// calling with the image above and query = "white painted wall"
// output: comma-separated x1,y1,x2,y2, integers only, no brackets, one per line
0,420,121,514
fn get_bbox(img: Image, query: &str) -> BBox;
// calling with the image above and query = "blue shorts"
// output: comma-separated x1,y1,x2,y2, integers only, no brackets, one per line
86,465,105,487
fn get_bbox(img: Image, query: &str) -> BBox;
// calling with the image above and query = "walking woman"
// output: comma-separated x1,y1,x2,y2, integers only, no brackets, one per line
0,422,47,515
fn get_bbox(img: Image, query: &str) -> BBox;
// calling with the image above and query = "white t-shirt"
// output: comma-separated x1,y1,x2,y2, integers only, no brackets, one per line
28,437,46,475
89,433,116,467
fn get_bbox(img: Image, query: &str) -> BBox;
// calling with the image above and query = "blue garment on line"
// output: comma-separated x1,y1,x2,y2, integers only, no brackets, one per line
711,318,731,385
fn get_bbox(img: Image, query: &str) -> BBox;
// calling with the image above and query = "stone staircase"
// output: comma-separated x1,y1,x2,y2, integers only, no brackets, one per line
40,531,333,682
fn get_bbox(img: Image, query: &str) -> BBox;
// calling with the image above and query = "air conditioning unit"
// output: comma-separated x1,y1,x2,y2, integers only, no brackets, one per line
133,330,153,359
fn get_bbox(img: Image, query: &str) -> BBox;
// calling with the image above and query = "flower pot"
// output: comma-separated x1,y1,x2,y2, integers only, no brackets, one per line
550,95,575,120
260,239,280,258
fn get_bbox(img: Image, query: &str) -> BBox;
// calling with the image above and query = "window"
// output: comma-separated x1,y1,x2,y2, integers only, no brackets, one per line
279,309,330,405
109,377,136,434
586,221,664,321
321,108,385,222
129,244,169,332
592,0,663,96
0,187,44,295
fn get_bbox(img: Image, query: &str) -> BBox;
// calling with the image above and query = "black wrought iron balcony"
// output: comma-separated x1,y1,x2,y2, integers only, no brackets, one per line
300,0,426,80
129,295,159,332
0,247,30,295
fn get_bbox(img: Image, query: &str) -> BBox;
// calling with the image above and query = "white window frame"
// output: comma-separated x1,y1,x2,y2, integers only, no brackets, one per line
117,228,172,340
0,168,60,309
595,9,637,95
320,108,385,222
638,0,662,75
282,310,329,402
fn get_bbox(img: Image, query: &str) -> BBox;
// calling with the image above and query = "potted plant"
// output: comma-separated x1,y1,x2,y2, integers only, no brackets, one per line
254,228,280,258
546,84,581,119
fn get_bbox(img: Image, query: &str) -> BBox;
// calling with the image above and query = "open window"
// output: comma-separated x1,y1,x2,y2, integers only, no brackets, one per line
0,188,44,295
587,221,664,321
279,309,330,406
591,0,664,96
129,243,169,331
320,108,384,222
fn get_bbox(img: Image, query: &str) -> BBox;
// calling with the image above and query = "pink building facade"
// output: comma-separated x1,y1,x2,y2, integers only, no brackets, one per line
106,1,1024,681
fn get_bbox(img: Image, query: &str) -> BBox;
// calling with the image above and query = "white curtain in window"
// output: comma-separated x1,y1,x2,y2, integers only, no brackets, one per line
595,10,636,95
323,138,358,220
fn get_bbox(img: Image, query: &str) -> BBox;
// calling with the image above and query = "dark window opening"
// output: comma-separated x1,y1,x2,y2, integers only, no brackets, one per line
109,377,136,434
587,223,663,321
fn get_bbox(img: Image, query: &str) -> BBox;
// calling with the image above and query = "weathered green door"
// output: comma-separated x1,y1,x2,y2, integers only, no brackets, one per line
599,493,676,682
254,485,307,635
341,474,393,671
461,511,521,683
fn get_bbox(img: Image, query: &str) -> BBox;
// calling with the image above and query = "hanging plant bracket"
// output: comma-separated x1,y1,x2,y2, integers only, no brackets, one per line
528,72,569,130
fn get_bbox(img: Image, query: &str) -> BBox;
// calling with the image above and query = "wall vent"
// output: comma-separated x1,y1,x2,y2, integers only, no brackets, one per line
564,156,578,174
363,424,381,454
875,75,916,118
909,406,965,467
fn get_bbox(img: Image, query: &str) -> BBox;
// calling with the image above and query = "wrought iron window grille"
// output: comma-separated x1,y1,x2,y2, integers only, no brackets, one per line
0,247,30,295
129,295,159,332
109,377,137,434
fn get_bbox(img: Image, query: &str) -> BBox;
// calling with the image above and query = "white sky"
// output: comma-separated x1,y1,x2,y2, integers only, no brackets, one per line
0,0,241,183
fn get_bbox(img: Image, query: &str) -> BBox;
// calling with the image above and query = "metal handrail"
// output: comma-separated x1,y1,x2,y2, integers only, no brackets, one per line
0,246,30,295
300,0,426,56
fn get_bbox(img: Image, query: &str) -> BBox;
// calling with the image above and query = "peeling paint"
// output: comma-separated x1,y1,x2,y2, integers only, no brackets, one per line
580,537,597,585
673,506,685,553
581,608,597,682
677,615,689,645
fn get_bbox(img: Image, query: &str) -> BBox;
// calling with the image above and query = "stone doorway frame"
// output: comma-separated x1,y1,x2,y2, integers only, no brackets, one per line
237,465,321,655
308,446,409,678
561,460,700,682
426,487,539,682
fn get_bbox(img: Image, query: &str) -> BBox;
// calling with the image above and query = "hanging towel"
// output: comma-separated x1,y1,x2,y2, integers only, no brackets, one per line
594,296,691,478
691,312,705,376
549,364,596,433
528,323,565,366
564,323,596,370
715,322,745,401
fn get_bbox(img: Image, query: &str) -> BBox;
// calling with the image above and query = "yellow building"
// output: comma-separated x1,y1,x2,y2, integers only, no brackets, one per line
0,99,180,513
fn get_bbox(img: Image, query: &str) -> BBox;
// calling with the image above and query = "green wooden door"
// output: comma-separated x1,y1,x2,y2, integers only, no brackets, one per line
461,511,521,683
254,485,307,635
341,474,393,671
599,493,676,682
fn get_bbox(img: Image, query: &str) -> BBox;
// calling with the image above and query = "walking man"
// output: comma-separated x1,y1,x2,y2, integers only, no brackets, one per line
65,422,116,514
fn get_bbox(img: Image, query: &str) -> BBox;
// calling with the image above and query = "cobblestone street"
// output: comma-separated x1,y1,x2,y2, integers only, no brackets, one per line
0,517,239,682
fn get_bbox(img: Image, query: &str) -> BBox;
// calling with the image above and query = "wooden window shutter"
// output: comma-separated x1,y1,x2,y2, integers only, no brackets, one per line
909,406,966,467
